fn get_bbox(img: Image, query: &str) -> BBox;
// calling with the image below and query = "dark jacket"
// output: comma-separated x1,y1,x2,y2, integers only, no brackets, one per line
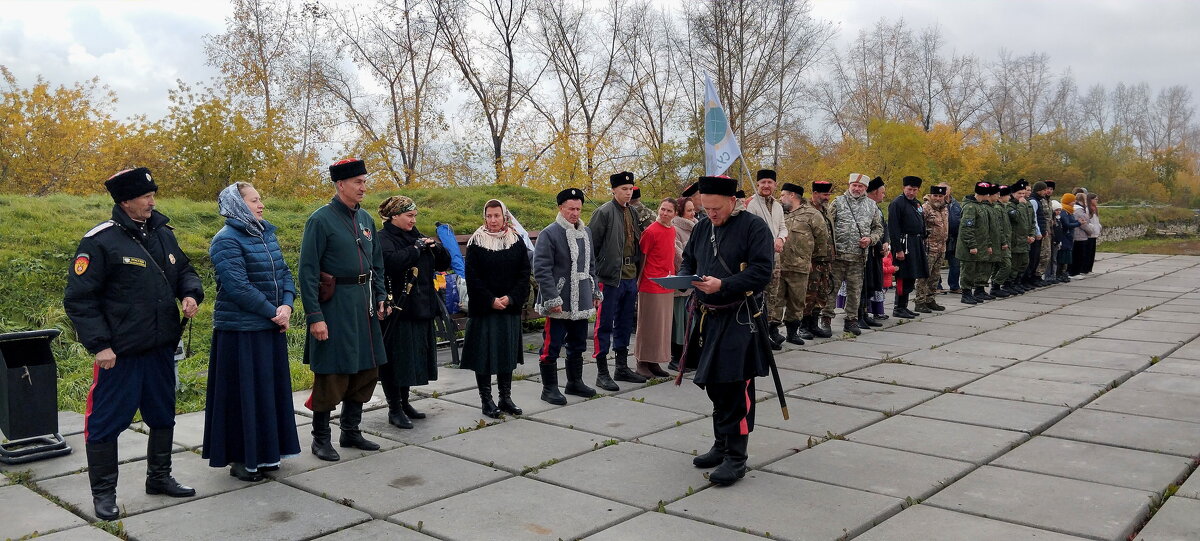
947,198,962,254
1057,210,1080,247
887,194,929,280
955,195,990,262
210,218,295,331
588,199,643,286
379,222,451,321
464,236,530,316
64,206,204,356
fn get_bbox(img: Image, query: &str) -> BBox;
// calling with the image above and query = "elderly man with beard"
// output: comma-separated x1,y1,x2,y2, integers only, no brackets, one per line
823,174,883,336
914,184,949,313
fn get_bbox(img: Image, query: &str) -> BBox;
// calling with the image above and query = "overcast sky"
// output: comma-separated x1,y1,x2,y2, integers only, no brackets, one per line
2,0,1197,122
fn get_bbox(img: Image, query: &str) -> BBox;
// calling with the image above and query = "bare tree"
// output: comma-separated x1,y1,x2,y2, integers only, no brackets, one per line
1079,83,1109,133
621,2,686,184
937,52,986,132
903,24,944,132
763,0,835,165
205,0,296,130
817,18,913,142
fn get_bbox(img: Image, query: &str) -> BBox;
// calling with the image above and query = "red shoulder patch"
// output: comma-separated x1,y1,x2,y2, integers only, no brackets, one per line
73,254,90,275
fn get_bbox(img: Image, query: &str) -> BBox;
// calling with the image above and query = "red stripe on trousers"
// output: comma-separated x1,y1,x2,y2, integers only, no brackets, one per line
739,379,752,435
84,361,100,441
539,318,553,363
592,282,605,358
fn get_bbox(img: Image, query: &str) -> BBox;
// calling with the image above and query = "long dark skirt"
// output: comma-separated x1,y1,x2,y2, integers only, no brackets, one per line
382,316,438,386
1069,240,1088,275
1082,238,1098,273
202,329,300,469
460,313,523,375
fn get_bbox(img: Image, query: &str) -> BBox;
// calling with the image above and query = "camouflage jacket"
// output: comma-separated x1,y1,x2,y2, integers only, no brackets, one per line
921,199,949,255
781,200,831,272
828,191,883,262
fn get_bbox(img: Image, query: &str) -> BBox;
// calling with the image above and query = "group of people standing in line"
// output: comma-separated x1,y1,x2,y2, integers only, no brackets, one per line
63,159,1107,521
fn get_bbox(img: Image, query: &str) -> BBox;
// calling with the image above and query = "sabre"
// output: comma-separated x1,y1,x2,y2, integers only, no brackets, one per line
741,262,789,420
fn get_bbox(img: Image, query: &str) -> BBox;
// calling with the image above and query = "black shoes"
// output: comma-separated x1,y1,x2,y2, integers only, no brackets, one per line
974,287,995,301
914,303,932,314
86,441,120,520
145,429,196,497
693,436,726,469
990,285,1010,298
229,463,265,482
768,323,786,350
813,316,834,338
387,402,413,429
709,435,749,486
961,292,979,304
338,401,380,451
843,318,862,336
860,313,883,327
784,321,807,344
593,354,620,391
539,362,568,405
311,411,341,461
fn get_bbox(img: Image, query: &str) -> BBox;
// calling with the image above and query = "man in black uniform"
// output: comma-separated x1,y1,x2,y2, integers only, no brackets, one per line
64,168,204,520
679,175,774,487
888,175,928,319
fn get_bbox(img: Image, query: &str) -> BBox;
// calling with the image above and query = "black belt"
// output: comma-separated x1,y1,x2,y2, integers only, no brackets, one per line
333,273,370,285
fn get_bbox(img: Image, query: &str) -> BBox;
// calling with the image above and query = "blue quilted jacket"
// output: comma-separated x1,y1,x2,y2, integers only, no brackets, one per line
210,218,296,331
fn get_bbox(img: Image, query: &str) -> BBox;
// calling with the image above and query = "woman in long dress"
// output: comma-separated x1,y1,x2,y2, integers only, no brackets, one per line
633,198,679,378
377,195,450,429
461,199,531,418
203,182,300,482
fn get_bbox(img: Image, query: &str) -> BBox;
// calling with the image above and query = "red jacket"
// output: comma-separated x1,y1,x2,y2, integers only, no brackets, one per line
882,252,898,288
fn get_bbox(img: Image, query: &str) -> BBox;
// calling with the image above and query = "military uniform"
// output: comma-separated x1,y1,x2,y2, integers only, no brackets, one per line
986,192,1011,295
1004,186,1036,292
823,180,884,331
915,195,948,310
802,183,836,337
955,185,992,304
776,195,822,342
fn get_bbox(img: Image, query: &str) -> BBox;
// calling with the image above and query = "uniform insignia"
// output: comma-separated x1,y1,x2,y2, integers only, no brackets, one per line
121,256,147,267
168,253,177,264
965,220,974,226
362,227,372,241
84,220,115,238
73,254,90,275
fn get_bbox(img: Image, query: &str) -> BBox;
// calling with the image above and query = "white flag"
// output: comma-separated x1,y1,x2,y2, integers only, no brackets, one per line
703,74,742,177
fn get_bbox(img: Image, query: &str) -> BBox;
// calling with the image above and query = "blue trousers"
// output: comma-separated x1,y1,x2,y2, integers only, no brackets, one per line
946,253,960,290
593,279,638,358
85,347,176,443
539,318,589,364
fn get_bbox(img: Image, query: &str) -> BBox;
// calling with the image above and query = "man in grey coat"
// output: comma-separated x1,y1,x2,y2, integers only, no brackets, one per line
588,171,647,390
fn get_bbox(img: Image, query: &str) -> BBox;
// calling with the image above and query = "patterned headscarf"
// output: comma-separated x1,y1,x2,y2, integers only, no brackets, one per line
218,182,264,237
379,195,417,218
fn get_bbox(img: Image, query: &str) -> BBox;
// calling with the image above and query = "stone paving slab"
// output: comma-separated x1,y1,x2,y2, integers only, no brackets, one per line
315,520,439,540
895,349,1019,374
1134,496,1200,541
361,398,498,445
1121,371,1200,397
1065,337,1179,359
411,367,502,398
1146,303,1200,314
1093,328,1196,344
843,363,982,391
752,398,884,438
131,410,311,450
1150,360,1200,378
1134,311,1200,325
422,419,609,474
1055,304,1142,319
848,415,1028,464
904,393,1070,433
36,450,252,521
634,419,809,469
393,476,639,541
787,377,939,413
0,484,87,540
666,470,901,541
855,504,1090,541
616,380,730,415
530,396,703,440
991,436,1191,493
531,442,706,508
974,328,1075,347
885,321,982,339
799,339,920,361
996,361,1131,387
33,526,124,541
963,307,1047,320
1114,319,1200,334
848,331,952,349
1086,387,1200,425
438,378,592,416
1032,349,1153,372
587,511,767,541
284,446,508,518
0,429,165,482
763,439,973,500
1169,340,1200,361
958,374,1103,408
120,482,371,541
920,313,1013,329
1179,471,1200,500
926,466,1154,541
57,411,85,436
937,339,1052,361
774,351,879,375
268,424,401,478
1044,409,1200,457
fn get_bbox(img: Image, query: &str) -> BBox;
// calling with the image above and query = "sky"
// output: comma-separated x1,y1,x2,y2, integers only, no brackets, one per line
1,0,1198,122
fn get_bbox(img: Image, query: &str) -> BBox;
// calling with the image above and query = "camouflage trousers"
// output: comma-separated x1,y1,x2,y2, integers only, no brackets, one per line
769,271,810,323
1006,251,1030,284
915,251,944,305
990,249,1012,285
804,259,833,317
960,260,993,290
1036,234,1052,275
766,263,782,323
823,258,865,319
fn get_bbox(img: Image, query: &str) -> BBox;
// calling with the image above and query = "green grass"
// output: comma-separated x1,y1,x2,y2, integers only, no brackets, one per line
1097,233,1200,255
0,186,581,414
1097,206,1195,228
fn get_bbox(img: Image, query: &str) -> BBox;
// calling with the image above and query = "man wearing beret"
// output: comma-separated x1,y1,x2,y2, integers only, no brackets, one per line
802,181,836,338
65,168,204,520
589,171,648,390
824,174,884,335
744,169,789,349
298,159,387,462
914,184,949,313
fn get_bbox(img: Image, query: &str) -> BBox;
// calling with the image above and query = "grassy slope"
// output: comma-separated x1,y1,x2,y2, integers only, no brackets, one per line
0,186,588,414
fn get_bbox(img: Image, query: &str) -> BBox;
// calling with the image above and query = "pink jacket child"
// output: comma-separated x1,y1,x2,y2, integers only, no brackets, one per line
882,251,898,289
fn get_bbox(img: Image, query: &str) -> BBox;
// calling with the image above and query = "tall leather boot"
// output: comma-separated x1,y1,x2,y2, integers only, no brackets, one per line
539,362,567,405
380,368,412,429
670,343,683,366
768,323,785,350
86,441,120,520
400,387,425,420
477,373,501,418
310,411,341,461
593,353,619,391
693,434,726,468
709,434,748,486
612,348,646,384
145,428,195,497
784,321,805,345
497,371,522,415
794,318,814,339
338,401,380,451
813,315,833,338
564,355,597,397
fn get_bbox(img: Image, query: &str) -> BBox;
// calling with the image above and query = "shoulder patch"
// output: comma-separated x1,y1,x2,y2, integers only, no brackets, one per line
84,220,115,237
164,223,175,230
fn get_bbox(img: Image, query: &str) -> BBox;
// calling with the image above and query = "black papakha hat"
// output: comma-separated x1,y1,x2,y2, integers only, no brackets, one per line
735,189,746,199
930,185,947,195
698,176,738,196
557,188,585,205
1033,181,1048,192
105,167,158,203
631,186,641,200
867,176,885,192
987,184,1002,195
812,181,834,193
902,175,923,188
999,185,1012,196
330,159,368,181
1012,179,1028,191
610,171,635,188
974,182,991,195
756,169,776,181
781,183,804,196
681,182,698,197
1045,180,1057,189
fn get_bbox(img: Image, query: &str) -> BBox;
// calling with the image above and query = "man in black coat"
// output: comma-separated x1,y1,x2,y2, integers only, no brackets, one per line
64,168,204,520
679,175,774,487
887,175,928,319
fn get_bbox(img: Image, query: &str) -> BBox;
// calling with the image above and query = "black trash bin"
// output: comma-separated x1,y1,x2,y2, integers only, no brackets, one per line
0,329,72,464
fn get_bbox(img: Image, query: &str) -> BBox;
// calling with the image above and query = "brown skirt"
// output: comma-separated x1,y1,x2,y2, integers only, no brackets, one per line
633,292,674,364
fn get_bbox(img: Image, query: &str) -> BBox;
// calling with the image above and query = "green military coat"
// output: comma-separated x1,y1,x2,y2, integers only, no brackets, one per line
299,196,388,375
1008,200,1036,254
955,195,990,262
984,201,1009,263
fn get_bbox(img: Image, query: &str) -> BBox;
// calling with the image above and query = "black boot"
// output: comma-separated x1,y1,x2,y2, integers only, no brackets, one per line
784,321,805,345
612,349,646,384
670,343,683,366
693,435,726,468
497,372,523,415
928,298,946,311
893,296,915,319
974,287,994,301
564,355,597,397
594,354,619,391
795,318,815,339
539,362,567,405
813,316,833,339
379,365,412,428
145,428,195,497
709,434,748,486
860,309,883,327
338,401,380,451
843,317,862,336
229,462,265,482
914,301,932,314
990,284,1010,298
386,399,413,429
86,441,120,520
400,387,425,420
477,373,501,419
961,291,979,305
768,323,785,350
310,411,341,461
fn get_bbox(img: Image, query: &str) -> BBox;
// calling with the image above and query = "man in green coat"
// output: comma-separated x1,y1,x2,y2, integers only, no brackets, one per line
987,185,1013,298
955,182,993,305
1003,180,1036,295
299,158,388,461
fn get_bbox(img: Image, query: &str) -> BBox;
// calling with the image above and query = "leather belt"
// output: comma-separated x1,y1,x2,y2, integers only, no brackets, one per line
334,273,370,285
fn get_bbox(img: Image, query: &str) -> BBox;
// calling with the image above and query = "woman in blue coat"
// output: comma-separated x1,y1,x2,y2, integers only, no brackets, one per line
202,182,301,482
